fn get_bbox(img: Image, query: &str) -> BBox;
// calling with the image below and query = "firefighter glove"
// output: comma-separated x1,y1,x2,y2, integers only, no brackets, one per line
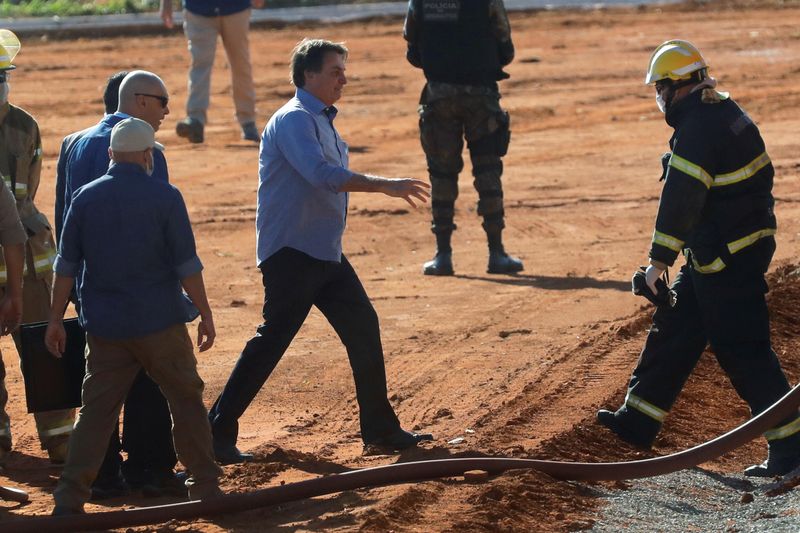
632,265,677,308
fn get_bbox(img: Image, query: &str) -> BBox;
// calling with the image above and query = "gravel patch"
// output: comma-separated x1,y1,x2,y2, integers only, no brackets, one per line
590,467,800,532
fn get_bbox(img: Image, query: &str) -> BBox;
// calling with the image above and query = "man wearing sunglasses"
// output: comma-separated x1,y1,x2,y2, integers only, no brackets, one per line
60,70,185,500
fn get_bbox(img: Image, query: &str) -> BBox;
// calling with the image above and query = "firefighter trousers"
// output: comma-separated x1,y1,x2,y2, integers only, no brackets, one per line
621,238,800,451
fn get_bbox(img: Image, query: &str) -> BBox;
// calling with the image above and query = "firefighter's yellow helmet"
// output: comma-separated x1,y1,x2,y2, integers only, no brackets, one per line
0,30,20,62
0,44,15,71
645,40,707,85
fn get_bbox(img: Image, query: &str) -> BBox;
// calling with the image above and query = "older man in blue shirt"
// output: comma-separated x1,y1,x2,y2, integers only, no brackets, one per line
60,70,180,499
208,38,433,463
46,118,222,515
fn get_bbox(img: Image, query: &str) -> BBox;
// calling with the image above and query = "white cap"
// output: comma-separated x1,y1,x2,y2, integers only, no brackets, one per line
110,118,165,153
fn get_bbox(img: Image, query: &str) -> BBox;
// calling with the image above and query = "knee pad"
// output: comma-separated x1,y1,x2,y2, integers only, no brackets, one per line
430,173,459,203
472,162,503,194
477,195,504,219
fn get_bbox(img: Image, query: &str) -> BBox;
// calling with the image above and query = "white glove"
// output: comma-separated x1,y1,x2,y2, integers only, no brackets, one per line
645,264,665,294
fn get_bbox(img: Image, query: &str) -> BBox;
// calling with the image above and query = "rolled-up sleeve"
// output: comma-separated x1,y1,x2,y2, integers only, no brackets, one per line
165,189,203,279
53,198,83,278
274,110,353,192
0,177,26,246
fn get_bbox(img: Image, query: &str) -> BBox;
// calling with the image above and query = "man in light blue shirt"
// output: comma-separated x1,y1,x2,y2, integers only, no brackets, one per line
208,38,433,463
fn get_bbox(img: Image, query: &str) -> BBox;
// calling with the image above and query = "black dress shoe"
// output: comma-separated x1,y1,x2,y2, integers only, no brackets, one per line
745,452,800,477
596,409,655,449
365,429,434,450
134,469,189,498
214,443,254,465
90,473,130,501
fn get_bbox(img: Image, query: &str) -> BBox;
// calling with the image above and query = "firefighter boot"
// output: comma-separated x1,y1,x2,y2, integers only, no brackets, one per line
745,432,800,477
47,440,69,465
597,407,660,449
423,231,454,276
745,452,800,477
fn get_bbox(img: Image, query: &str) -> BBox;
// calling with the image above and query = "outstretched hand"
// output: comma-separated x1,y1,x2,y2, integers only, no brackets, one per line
383,178,431,208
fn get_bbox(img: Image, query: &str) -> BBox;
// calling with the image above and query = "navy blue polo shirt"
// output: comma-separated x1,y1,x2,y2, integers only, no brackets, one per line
55,162,202,339
185,0,250,17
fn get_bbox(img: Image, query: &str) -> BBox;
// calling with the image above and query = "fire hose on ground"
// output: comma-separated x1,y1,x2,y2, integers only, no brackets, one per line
3,382,800,533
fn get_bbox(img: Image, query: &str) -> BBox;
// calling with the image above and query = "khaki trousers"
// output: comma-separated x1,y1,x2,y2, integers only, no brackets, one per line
54,323,222,508
0,273,75,452
183,8,257,125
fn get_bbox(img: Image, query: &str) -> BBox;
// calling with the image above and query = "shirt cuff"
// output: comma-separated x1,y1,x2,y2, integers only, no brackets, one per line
53,254,79,277
328,168,354,193
176,255,203,279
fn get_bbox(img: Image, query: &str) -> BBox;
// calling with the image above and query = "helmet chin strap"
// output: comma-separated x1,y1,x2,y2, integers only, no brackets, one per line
661,77,699,113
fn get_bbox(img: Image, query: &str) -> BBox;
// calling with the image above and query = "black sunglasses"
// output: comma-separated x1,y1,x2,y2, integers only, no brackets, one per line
135,93,169,108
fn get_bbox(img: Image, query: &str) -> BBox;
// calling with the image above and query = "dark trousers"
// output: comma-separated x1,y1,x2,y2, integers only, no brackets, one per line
209,247,401,446
95,369,177,484
623,238,800,449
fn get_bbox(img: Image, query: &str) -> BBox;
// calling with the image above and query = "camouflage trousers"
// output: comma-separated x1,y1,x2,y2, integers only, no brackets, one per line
418,82,511,235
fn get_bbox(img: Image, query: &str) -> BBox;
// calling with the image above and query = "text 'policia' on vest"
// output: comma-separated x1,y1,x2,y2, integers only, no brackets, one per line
412,0,511,86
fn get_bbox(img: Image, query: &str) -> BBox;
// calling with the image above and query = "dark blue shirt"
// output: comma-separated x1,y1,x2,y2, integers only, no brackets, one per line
54,162,202,339
55,125,92,242
185,0,250,17
62,112,169,231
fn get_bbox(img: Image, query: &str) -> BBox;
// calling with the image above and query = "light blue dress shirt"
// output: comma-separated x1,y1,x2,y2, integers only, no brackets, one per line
256,88,353,265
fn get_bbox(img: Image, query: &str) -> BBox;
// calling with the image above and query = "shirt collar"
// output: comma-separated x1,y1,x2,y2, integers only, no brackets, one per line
107,161,149,178
296,88,337,118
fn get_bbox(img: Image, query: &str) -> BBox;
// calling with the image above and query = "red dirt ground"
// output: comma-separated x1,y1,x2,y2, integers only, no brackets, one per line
2,0,800,530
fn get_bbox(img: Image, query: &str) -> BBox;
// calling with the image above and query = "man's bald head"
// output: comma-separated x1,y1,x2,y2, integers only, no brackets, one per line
118,70,170,131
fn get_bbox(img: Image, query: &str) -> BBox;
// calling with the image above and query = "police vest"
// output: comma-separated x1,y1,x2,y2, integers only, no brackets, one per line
414,0,502,85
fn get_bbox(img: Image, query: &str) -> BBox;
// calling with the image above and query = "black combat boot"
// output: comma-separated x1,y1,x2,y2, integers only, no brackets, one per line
423,231,454,276
488,247,524,274
485,225,523,274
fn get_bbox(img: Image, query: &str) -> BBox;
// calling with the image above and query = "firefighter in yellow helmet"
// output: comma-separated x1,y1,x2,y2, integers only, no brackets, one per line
0,35,74,465
597,40,800,476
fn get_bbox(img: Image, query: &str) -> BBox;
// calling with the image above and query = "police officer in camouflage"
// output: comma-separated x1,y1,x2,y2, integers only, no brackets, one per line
404,0,523,275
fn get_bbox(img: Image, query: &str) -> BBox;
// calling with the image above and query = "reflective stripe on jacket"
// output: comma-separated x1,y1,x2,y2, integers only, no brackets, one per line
649,89,776,273
0,103,56,283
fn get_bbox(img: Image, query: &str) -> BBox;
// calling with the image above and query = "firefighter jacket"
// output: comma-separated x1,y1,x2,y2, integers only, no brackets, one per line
403,0,514,87
0,103,56,284
649,89,776,274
